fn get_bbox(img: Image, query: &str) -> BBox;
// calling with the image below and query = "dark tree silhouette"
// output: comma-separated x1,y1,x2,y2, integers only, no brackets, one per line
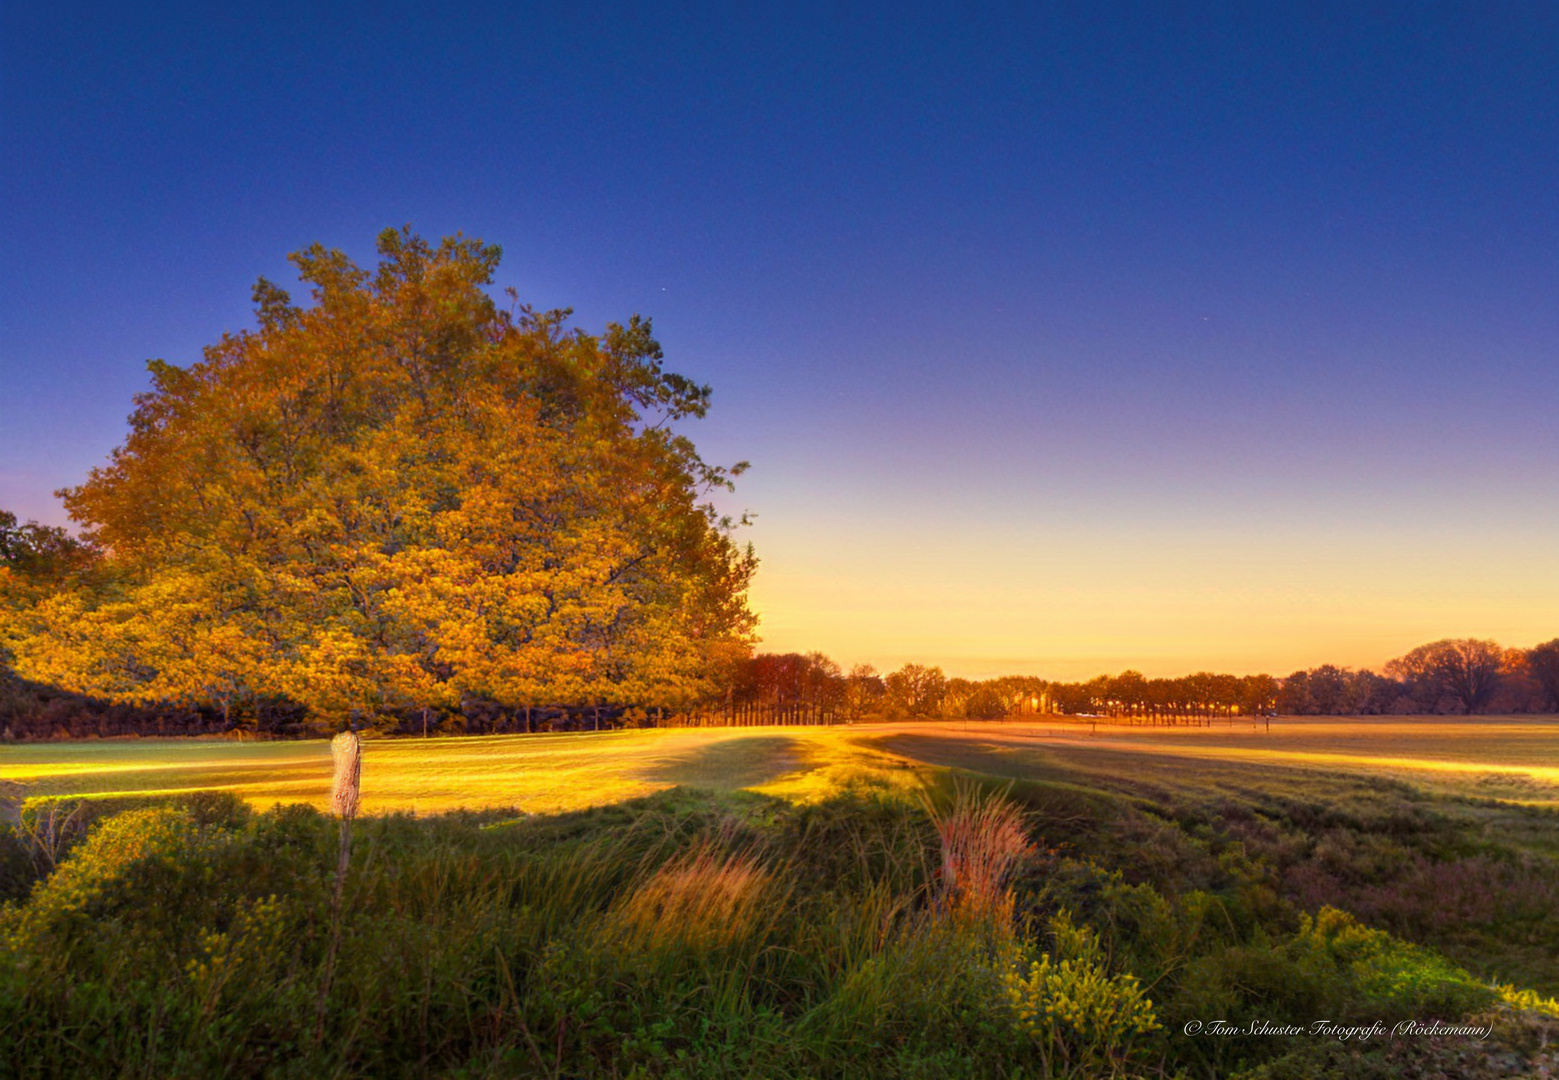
1387,639,1504,715
1527,639,1559,713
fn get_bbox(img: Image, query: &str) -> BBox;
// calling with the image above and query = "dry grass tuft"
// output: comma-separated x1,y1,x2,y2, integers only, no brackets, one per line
614,842,771,950
926,781,1034,919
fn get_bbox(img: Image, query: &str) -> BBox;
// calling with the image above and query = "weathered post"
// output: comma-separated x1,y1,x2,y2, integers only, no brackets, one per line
316,727,362,1041
330,729,361,818
328,728,361,908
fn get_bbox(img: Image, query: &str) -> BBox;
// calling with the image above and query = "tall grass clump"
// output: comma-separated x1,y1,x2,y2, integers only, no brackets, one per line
921,782,1162,1077
787,784,1025,1076
508,817,798,1078
613,841,772,951
925,778,1034,920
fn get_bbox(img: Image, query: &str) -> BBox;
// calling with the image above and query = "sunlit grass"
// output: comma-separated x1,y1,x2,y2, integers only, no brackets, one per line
4,716,1557,813
0,727,926,813
956,716,1559,806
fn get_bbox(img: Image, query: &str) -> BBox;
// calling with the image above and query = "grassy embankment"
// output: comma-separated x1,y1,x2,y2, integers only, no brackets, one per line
3,718,1557,1078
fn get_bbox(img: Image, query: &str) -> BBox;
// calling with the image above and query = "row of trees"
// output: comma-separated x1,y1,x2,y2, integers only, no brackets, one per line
670,637,1558,729
1035,640,1559,722
667,653,1050,727
679,638,1559,730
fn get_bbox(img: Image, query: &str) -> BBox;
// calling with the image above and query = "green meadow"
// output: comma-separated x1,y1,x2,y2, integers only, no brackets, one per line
4,719,1558,1078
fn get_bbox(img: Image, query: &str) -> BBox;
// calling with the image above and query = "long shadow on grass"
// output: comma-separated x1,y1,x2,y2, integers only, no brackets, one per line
638,735,807,791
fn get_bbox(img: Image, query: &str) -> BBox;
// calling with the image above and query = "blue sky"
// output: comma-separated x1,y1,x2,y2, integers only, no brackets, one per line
4,3,1557,676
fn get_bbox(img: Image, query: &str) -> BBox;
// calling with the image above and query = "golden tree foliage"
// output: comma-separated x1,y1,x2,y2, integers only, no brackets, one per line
9,229,756,727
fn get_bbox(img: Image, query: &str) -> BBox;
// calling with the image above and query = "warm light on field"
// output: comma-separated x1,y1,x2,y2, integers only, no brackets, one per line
5,717,1557,812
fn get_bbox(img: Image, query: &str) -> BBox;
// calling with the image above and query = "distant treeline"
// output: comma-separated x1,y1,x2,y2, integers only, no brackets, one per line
4,637,1557,741
677,637,1559,729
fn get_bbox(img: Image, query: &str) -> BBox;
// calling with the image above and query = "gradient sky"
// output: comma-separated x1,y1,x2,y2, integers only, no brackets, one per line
4,3,1557,679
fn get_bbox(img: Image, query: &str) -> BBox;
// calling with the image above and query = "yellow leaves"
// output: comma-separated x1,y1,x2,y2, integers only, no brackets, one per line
1493,983,1559,1018
996,910,1161,1075
9,589,146,698
9,561,273,718
17,229,757,726
277,629,382,720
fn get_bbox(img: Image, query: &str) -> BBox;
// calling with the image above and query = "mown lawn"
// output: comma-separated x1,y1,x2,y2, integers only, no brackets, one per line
2,726,911,812
5,716,1558,812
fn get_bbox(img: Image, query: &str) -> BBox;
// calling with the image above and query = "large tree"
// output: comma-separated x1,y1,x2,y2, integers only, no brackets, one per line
8,229,756,728
1385,638,1503,715
883,663,946,717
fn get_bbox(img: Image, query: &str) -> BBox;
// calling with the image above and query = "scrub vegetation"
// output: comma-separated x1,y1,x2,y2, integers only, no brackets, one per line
3,731,1557,1078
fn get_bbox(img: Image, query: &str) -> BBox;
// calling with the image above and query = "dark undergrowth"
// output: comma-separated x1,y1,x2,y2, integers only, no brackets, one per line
874,735,1559,999
1,769,1555,1079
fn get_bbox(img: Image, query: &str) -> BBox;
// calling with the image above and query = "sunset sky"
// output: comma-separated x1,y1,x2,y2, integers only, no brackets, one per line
4,4,1557,679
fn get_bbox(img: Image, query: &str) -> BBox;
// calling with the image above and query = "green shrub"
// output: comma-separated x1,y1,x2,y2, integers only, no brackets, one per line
1003,911,1160,1079
1292,906,1495,1019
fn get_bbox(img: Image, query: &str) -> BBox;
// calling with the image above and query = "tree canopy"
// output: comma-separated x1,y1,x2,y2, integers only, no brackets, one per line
1384,639,1504,715
5,229,756,729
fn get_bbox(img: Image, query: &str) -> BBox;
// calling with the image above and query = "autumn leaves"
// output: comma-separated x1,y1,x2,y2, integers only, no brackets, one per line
2,229,757,731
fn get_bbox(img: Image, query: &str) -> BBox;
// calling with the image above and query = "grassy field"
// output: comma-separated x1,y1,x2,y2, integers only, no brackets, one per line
5,718,1558,1078
5,716,1558,813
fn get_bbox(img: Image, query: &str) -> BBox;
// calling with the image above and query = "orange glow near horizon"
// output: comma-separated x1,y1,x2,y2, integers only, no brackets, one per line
744,511,1559,680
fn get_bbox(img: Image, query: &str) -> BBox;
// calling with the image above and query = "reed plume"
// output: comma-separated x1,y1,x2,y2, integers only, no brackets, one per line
927,781,1033,919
